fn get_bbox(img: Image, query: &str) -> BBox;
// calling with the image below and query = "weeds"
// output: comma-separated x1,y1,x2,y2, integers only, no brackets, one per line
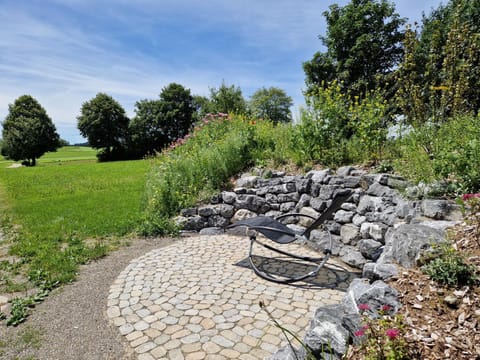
422,243,477,287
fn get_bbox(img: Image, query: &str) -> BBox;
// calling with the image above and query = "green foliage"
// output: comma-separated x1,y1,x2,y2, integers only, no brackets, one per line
295,81,388,167
129,83,195,157
422,243,477,287
458,194,480,246
393,115,480,194
395,0,480,124
77,93,130,161
144,114,253,227
208,82,247,115
1,95,60,166
303,0,406,98
249,87,293,124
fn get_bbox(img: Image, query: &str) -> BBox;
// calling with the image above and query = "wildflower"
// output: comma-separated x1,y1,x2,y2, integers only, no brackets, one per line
381,304,392,312
462,193,480,201
354,329,365,337
358,303,370,311
385,328,400,340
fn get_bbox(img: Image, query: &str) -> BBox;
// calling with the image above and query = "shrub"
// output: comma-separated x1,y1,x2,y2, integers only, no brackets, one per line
394,115,480,194
422,243,477,287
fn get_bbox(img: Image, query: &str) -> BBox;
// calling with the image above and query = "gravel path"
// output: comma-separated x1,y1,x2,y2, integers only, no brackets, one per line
0,237,173,360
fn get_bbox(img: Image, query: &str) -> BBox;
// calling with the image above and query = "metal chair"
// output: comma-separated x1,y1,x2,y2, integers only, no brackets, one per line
228,191,351,284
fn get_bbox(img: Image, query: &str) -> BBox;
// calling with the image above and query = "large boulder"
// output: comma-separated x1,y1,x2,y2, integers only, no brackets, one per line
378,224,446,268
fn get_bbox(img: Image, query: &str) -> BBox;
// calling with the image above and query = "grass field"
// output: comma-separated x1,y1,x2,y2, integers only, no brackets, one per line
0,147,151,298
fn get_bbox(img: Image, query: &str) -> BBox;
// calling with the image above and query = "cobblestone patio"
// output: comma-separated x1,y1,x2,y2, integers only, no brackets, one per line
107,235,357,359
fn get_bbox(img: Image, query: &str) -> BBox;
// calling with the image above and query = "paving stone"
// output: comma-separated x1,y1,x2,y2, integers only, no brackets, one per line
107,235,347,359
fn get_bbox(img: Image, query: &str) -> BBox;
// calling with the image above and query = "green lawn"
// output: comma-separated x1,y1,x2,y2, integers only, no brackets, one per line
0,146,98,167
0,160,149,238
0,154,151,290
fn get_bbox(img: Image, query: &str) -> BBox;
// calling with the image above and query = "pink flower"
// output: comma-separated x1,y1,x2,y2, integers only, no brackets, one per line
385,328,400,340
462,193,480,201
354,329,365,337
361,325,369,331
358,303,370,311
381,305,392,312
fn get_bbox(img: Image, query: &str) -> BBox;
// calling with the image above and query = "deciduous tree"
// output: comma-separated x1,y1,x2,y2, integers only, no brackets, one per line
303,0,406,97
77,93,129,161
1,95,60,166
249,87,293,124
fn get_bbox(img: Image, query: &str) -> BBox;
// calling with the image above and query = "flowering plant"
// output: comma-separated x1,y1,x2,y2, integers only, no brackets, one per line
350,303,409,360
458,193,480,246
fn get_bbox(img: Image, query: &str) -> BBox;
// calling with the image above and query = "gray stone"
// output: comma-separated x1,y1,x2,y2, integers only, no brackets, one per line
298,207,320,227
334,210,355,224
340,246,367,269
234,187,247,194
221,191,237,204
343,176,362,188
413,220,460,232
198,205,217,217
297,194,311,208
306,169,333,183
385,176,410,190
234,194,267,212
340,202,356,211
358,239,383,260
362,262,398,281
378,224,446,268
360,222,387,242
352,214,366,227
357,195,384,215
367,182,396,197
265,193,278,204
310,198,328,212
309,230,342,256
296,178,312,194
342,279,401,318
182,216,208,231
231,209,256,222
280,202,296,212
215,204,235,218
208,215,229,228
318,185,339,200
421,199,449,220
304,304,349,357
268,345,304,360
278,192,300,203
265,210,283,219
340,224,360,245
180,208,197,216
199,227,225,235
336,166,355,177
173,216,188,228
235,175,259,188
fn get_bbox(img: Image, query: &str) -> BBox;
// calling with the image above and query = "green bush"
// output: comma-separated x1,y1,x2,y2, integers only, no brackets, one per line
394,115,480,194
422,243,477,287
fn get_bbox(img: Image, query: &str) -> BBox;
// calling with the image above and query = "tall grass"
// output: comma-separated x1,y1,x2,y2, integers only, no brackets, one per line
393,115,480,194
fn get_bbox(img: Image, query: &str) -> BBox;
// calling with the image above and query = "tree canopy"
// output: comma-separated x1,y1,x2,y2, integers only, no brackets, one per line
303,0,406,97
249,87,293,124
395,0,480,123
208,82,247,115
77,93,130,161
1,95,60,166
129,83,195,157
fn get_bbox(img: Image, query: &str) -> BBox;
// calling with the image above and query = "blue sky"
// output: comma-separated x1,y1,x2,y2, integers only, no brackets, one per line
1,0,444,144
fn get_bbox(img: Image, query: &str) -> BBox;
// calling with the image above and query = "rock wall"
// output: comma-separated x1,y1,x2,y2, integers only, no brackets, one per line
175,166,461,274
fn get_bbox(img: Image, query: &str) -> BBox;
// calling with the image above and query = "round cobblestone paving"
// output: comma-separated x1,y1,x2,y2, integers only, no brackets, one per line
107,235,357,359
